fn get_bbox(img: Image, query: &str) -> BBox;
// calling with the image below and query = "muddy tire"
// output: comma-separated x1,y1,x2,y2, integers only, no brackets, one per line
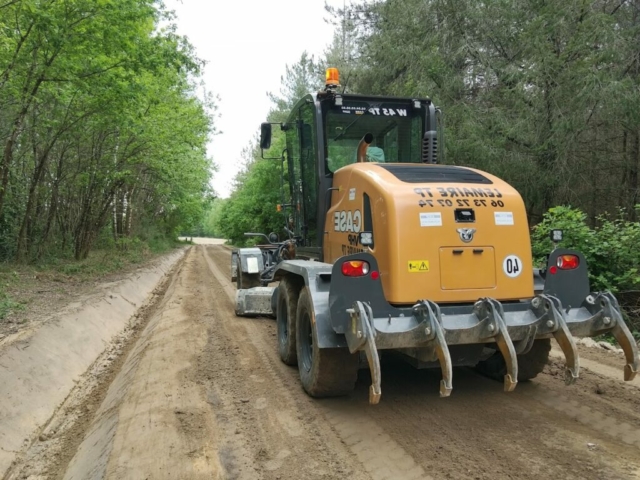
296,287,358,397
277,276,303,365
236,258,261,289
475,339,551,382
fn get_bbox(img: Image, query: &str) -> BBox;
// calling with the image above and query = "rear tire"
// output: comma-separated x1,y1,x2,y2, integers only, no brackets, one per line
296,287,358,397
475,338,551,382
276,276,302,365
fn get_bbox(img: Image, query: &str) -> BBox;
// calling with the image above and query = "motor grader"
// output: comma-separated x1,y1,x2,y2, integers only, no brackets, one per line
232,68,639,404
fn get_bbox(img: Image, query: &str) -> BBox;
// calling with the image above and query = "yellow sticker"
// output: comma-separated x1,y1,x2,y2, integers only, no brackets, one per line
408,260,430,272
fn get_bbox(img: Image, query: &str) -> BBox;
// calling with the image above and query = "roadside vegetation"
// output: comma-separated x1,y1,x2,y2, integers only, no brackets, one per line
532,206,640,334
0,234,188,324
0,0,214,319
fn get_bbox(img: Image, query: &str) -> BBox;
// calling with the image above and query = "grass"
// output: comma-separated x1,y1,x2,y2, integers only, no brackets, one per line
0,292,24,320
36,236,186,278
0,269,25,320
0,236,187,323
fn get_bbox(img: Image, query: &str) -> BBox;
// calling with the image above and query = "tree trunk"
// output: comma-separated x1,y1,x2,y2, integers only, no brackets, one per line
629,129,639,220
38,149,66,257
0,76,44,218
16,143,55,261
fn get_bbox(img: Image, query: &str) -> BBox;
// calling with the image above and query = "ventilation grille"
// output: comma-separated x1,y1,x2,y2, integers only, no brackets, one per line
376,165,493,184
422,135,438,164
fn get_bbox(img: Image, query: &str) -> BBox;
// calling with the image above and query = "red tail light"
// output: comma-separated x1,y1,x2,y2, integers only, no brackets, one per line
557,254,579,270
342,260,370,277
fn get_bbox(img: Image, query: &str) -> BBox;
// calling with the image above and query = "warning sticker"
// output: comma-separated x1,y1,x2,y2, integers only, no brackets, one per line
419,212,442,227
408,260,430,272
494,212,514,226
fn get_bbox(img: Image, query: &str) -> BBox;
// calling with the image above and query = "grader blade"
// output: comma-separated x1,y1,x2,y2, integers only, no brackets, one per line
235,287,276,316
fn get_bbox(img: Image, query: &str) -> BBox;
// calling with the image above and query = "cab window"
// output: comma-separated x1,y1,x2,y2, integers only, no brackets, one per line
285,100,318,246
325,104,423,173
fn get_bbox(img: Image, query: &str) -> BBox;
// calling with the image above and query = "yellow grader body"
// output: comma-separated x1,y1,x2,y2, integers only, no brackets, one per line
326,164,533,304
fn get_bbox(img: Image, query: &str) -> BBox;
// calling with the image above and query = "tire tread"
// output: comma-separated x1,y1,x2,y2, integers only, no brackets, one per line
296,287,358,397
475,339,551,381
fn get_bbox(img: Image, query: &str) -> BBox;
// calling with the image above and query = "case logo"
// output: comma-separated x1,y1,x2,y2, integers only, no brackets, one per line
457,228,476,243
334,210,362,233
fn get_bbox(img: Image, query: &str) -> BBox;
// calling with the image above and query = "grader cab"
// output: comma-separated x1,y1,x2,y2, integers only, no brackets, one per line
232,68,639,404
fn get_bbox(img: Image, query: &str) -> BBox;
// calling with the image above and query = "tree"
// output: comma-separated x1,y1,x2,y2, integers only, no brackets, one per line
0,0,215,262
335,0,640,223
220,53,321,246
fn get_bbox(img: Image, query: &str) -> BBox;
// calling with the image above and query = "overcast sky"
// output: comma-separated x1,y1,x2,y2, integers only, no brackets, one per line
163,0,345,198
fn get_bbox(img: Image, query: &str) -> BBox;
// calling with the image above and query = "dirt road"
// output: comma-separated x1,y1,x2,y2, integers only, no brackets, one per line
9,245,640,479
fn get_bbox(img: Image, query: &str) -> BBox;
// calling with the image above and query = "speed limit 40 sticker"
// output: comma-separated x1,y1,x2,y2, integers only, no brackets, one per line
503,255,522,278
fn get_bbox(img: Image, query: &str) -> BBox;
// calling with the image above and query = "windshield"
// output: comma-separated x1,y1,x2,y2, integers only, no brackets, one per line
325,102,423,173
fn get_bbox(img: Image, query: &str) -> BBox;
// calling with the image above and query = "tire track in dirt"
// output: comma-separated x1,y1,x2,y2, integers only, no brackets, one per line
20,244,640,479
365,361,640,480
207,244,640,480
3,254,187,480
518,358,640,447
203,246,432,480
62,248,224,479
196,246,370,480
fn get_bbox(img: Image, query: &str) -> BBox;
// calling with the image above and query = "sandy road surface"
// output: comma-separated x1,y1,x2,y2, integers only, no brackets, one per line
10,245,640,479
178,237,227,245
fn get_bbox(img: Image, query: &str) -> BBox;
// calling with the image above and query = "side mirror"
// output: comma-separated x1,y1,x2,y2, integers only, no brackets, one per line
260,123,272,150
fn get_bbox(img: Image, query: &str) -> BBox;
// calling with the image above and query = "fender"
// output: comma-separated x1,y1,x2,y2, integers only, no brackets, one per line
274,260,347,349
328,253,391,334
542,249,590,309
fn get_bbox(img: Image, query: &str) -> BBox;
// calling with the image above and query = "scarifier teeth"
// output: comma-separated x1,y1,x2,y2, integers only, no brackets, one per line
564,367,579,385
439,380,452,398
624,364,637,382
369,385,381,405
503,374,517,392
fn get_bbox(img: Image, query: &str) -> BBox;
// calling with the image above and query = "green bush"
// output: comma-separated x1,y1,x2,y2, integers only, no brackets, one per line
0,292,22,320
531,205,640,294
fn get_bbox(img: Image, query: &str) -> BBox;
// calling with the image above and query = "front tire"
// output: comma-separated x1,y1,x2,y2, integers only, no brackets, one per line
276,276,302,365
475,339,551,382
296,287,358,397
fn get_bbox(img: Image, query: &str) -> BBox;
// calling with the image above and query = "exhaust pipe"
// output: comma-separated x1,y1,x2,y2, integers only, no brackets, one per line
357,133,374,163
